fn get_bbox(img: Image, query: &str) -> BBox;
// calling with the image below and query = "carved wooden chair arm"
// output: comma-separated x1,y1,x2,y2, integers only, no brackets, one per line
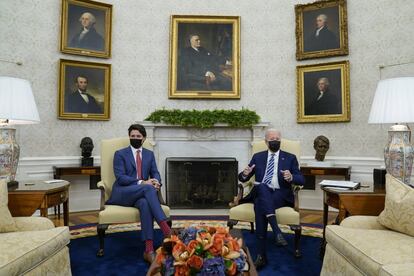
98,186,106,211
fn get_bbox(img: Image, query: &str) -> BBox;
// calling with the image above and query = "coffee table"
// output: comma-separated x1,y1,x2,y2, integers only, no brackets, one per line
7,180,70,226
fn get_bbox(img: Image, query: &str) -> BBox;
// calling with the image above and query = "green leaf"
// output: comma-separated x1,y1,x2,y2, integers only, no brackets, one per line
144,109,260,128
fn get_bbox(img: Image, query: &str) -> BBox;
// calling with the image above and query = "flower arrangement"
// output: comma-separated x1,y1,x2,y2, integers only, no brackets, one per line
154,225,247,276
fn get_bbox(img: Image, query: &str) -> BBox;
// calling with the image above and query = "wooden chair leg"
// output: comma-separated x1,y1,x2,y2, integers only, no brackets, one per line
96,224,109,257
227,219,239,230
290,224,302,258
250,222,255,233
166,218,172,228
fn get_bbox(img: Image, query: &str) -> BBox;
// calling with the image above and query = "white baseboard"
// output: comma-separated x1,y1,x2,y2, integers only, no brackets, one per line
16,155,384,212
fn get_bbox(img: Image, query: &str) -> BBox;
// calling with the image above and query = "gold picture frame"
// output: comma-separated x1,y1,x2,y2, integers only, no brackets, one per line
60,0,112,58
297,60,350,123
58,59,111,120
169,15,240,99
295,0,348,60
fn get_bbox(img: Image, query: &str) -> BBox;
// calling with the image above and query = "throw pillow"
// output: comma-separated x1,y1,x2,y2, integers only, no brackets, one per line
378,174,414,236
0,180,17,233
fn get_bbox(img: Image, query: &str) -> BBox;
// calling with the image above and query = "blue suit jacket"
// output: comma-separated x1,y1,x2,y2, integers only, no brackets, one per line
238,150,304,205
106,146,161,205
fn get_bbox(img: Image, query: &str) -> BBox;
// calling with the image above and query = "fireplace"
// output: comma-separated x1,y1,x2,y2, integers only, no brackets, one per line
165,157,238,209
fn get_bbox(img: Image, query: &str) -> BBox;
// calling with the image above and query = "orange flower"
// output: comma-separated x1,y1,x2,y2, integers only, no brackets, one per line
227,238,241,252
209,235,224,256
186,240,200,255
172,242,190,262
187,255,203,270
174,264,189,276
197,232,213,250
226,261,237,276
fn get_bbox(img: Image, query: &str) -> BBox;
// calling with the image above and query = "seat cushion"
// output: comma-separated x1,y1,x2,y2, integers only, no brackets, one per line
0,226,70,275
229,203,299,225
379,263,414,276
326,225,414,275
340,215,387,230
99,204,170,224
378,174,414,236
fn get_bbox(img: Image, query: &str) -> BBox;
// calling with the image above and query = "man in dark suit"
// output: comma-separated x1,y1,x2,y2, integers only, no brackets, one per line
178,34,231,91
69,12,104,51
65,75,102,114
305,77,342,115
237,129,305,269
304,14,339,52
106,124,171,263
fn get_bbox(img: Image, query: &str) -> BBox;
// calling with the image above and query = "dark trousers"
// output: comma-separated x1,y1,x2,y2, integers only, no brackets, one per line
254,184,287,256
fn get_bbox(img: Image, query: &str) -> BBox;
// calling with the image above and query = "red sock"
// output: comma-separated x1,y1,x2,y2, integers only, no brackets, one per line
145,239,154,253
159,220,171,237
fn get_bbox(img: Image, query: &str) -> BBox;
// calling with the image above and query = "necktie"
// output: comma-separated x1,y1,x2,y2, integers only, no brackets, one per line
136,149,142,180
262,153,275,187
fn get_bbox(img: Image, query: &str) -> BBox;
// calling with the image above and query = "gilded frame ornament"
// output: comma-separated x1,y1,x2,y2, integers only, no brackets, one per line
295,0,348,60
169,15,241,99
58,59,111,120
297,60,350,123
60,0,112,58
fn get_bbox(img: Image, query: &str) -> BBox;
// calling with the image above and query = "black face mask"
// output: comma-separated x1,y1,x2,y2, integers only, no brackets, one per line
130,139,143,149
268,140,281,152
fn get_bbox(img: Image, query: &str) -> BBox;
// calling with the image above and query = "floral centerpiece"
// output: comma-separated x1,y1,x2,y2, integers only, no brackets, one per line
154,225,247,276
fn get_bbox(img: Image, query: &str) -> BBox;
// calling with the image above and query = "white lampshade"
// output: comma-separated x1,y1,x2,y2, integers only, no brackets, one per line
368,77,414,124
0,76,40,125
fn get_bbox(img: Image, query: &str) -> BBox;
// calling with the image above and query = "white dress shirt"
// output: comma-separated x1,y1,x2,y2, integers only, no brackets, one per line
266,150,280,189
78,89,89,103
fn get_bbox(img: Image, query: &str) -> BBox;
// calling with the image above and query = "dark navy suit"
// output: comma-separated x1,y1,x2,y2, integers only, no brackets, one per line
239,150,304,256
106,146,166,241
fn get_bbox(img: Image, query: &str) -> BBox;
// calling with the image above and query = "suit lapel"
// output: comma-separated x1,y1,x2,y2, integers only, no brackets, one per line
125,147,136,171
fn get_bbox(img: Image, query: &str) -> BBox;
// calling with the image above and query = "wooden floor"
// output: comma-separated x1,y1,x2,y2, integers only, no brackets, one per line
50,209,338,227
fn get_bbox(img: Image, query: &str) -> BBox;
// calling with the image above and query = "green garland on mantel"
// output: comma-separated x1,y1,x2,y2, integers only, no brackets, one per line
145,109,260,128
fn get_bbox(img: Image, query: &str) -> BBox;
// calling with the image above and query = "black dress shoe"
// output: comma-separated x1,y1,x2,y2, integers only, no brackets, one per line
254,254,267,270
143,251,155,264
275,233,288,247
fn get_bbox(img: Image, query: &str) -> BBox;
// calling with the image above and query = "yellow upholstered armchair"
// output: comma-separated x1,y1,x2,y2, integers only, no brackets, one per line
0,180,71,275
227,139,303,257
96,138,171,257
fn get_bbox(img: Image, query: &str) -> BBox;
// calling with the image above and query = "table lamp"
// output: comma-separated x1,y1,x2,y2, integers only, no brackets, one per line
0,77,40,187
368,77,414,185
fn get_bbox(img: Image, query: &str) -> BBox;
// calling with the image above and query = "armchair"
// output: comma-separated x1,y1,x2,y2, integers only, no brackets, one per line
227,139,303,257
0,180,71,275
96,138,171,257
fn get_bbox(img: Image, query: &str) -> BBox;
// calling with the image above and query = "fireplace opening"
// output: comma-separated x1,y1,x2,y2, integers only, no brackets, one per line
165,157,238,209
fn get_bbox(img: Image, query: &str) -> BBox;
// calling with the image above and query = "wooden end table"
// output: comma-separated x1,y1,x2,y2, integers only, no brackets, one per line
300,165,351,189
8,180,70,226
320,185,385,258
53,166,101,189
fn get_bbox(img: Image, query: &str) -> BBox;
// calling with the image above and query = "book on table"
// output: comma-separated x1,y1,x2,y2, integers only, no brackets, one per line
319,180,360,190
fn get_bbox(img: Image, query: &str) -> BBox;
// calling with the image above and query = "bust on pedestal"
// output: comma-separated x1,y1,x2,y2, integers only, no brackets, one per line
80,137,94,167
307,135,333,167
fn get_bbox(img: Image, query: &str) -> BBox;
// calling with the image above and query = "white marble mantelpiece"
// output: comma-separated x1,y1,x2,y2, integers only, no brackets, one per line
136,121,270,198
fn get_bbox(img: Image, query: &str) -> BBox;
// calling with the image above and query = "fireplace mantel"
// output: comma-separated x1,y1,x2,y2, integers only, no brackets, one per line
138,121,270,143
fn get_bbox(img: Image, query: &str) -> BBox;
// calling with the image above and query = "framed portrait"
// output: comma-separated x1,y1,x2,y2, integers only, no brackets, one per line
295,0,348,60
58,59,111,120
297,60,350,123
60,0,112,58
169,15,240,99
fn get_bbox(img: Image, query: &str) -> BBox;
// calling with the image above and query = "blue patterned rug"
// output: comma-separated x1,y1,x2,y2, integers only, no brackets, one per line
69,220,322,275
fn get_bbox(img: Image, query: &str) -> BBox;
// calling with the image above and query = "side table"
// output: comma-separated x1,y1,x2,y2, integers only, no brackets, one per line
54,166,101,190
300,165,351,189
8,180,70,226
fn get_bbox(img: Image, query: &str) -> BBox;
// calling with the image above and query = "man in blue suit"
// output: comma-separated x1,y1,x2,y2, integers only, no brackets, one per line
106,124,171,263
237,129,305,269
